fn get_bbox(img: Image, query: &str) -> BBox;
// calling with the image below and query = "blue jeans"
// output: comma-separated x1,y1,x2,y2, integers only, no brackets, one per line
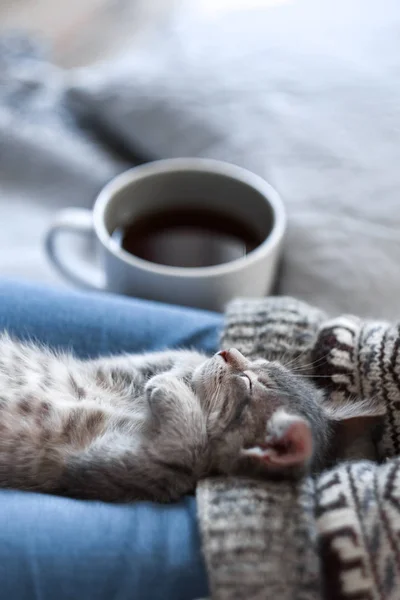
0,279,223,600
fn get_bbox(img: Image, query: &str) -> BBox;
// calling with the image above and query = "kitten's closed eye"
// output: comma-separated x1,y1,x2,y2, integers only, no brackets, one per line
239,373,252,392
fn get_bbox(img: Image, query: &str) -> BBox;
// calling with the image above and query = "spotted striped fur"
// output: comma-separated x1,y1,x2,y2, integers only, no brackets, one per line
0,336,381,502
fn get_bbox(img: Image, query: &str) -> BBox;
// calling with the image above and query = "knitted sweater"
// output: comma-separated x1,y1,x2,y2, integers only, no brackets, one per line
197,297,400,600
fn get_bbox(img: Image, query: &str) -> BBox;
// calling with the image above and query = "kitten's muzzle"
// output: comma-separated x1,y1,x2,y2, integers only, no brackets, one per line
217,348,248,371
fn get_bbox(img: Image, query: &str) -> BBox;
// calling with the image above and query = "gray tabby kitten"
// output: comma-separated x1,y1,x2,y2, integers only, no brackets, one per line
0,336,384,502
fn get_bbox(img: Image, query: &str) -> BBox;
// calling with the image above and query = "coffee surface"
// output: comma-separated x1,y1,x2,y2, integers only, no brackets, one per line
112,205,262,268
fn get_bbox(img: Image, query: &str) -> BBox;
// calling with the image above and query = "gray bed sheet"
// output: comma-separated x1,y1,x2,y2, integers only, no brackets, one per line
2,0,400,318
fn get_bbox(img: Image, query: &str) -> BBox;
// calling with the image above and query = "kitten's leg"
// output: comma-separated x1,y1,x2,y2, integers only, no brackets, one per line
144,374,208,475
145,373,204,425
90,350,206,380
58,434,198,503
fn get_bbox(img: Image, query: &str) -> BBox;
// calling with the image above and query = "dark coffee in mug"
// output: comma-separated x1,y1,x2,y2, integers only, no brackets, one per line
112,205,262,268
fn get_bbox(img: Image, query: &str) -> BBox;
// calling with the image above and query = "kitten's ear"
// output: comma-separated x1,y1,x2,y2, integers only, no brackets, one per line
242,409,313,468
323,399,386,440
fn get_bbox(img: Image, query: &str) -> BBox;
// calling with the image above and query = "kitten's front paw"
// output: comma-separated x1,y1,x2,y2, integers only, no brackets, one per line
145,374,175,410
145,374,192,422
145,374,168,397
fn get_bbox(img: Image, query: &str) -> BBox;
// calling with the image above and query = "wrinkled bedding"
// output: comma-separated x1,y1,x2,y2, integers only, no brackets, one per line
1,0,400,318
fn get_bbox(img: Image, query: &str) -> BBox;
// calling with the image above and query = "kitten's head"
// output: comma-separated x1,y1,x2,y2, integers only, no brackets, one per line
146,348,385,500
191,348,385,478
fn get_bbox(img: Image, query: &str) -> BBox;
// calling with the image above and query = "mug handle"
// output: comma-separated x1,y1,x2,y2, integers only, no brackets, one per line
45,208,105,290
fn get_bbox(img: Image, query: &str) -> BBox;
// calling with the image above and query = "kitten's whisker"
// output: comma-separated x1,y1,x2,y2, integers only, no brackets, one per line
275,351,309,369
290,351,331,369
289,375,331,379
283,352,332,373
265,347,328,372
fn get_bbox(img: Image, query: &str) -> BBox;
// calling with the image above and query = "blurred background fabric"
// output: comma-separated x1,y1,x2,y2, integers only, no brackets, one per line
0,0,174,288
1,0,400,318
0,35,128,287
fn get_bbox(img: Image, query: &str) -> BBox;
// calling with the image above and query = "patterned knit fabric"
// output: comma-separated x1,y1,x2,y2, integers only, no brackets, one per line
312,316,400,459
197,297,400,600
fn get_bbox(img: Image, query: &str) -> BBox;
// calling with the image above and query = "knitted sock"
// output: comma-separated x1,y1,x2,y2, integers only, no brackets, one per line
313,315,400,459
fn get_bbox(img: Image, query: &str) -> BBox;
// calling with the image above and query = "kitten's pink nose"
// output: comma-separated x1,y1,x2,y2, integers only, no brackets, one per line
218,350,229,363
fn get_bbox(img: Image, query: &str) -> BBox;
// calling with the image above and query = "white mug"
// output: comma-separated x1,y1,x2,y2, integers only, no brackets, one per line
45,158,286,312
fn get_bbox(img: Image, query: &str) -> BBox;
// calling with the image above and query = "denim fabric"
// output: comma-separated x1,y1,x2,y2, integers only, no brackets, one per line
0,279,221,358
0,279,222,600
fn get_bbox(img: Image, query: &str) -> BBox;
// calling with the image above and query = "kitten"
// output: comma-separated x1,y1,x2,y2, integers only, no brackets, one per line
0,336,385,502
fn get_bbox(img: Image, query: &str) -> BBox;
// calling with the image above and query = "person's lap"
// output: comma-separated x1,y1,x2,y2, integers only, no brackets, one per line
0,278,223,600
0,278,220,357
